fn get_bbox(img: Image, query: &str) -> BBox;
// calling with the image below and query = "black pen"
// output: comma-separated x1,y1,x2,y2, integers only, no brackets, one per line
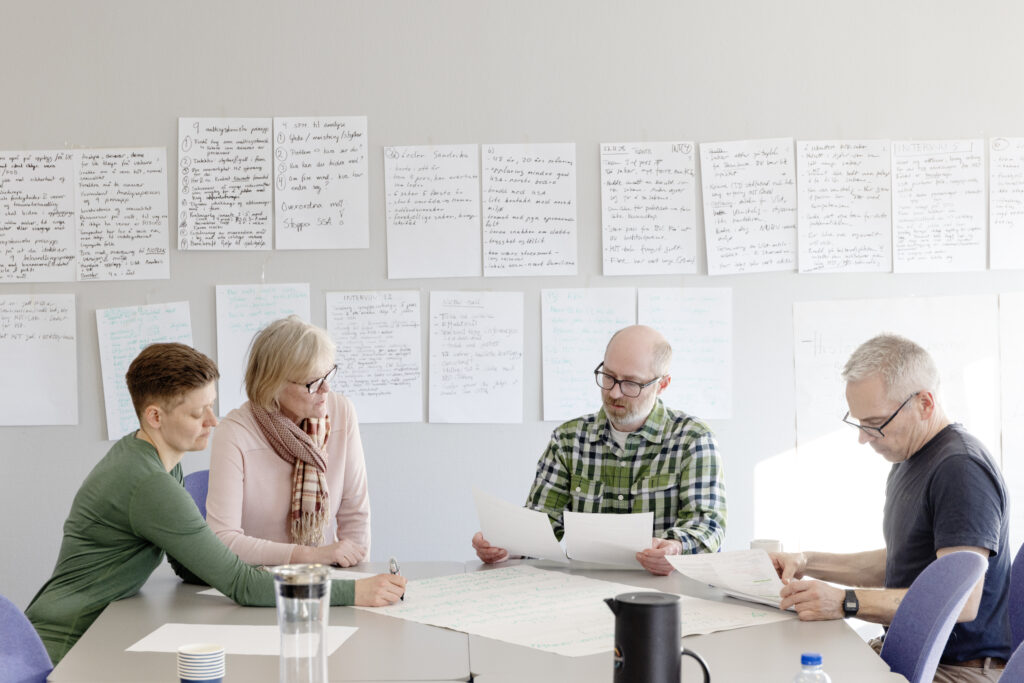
389,556,404,601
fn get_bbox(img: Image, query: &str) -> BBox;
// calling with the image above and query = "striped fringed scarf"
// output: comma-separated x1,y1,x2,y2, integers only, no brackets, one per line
250,402,331,547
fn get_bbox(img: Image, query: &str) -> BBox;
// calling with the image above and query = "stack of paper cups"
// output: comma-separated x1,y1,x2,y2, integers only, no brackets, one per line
177,642,225,683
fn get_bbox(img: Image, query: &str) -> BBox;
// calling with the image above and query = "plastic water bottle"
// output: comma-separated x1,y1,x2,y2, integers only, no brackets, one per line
793,653,832,682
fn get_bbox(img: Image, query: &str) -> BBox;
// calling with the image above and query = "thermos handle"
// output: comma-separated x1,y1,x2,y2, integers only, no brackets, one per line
681,648,711,683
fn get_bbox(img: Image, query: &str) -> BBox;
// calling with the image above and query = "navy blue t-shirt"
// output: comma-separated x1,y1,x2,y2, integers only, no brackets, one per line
882,423,1011,663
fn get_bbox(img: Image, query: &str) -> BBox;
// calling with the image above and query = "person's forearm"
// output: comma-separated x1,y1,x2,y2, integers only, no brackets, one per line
849,587,908,624
804,548,886,587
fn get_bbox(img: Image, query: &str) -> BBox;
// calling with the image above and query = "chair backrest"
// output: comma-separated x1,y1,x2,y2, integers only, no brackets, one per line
1003,638,1024,680
0,593,53,683
1010,542,1024,650
879,551,988,683
183,469,210,519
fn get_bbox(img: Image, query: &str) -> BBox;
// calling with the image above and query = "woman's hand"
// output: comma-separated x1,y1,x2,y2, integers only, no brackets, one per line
354,574,406,606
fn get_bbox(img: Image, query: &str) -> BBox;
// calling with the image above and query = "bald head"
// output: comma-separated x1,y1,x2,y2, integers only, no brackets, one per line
605,325,672,377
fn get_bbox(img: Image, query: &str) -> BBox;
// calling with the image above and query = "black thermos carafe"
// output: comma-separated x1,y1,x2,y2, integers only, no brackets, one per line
605,592,711,683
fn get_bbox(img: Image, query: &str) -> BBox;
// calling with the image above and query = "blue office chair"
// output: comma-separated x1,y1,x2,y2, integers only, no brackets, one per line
184,469,210,519
1003,638,1024,679
0,593,53,683
1010,542,1024,650
879,550,988,683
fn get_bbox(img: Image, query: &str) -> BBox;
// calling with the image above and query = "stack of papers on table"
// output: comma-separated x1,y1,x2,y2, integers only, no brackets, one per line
666,549,787,608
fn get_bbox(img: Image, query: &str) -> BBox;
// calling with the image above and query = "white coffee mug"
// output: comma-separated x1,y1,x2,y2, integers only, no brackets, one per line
750,539,783,553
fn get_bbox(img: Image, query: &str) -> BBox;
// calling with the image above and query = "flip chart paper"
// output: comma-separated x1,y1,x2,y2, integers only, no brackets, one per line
127,624,356,655
472,488,567,562
563,511,653,566
990,138,1024,270
667,549,786,609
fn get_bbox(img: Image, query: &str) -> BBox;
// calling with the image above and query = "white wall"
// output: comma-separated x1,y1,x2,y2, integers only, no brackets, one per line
4,0,1024,608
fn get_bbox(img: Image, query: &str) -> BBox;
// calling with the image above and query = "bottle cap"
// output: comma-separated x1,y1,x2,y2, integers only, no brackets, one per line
801,653,823,666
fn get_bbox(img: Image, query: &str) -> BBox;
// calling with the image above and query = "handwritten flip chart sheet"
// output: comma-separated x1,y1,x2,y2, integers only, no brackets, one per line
215,283,310,416
0,151,76,282
792,295,999,553
355,565,791,657
384,144,482,278
76,148,169,281
700,138,797,275
541,288,635,422
273,116,368,250
96,302,192,440
999,292,1024,554
796,141,891,273
891,140,985,272
990,138,1024,270
178,118,273,250
600,142,697,275
325,290,422,423
428,291,524,423
482,143,577,277
0,294,77,425
637,288,731,419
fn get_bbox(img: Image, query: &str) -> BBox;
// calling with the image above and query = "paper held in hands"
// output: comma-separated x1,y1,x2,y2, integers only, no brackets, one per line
665,549,788,609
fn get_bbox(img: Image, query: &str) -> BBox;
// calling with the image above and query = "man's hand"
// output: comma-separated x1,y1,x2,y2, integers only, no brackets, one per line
472,532,509,564
769,551,808,583
353,574,407,607
778,579,845,620
635,537,683,576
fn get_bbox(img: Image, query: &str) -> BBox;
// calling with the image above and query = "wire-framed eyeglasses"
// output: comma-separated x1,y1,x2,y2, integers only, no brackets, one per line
593,362,661,398
292,364,338,394
842,391,920,438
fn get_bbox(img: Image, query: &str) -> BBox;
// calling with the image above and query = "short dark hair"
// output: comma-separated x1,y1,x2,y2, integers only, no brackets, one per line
126,342,220,418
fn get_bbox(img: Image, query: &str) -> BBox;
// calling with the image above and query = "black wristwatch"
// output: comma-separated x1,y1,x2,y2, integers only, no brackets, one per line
843,589,859,618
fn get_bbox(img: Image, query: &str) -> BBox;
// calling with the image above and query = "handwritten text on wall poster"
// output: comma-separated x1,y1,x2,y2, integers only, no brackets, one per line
0,294,77,425
700,138,797,275
0,151,76,283
429,291,524,423
541,288,636,422
178,118,273,251
891,139,986,273
482,143,577,277
384,144,482,279
600,142,698,276
796,140,891,274
274,116,368,250
96,302,192,440
325,290,422,424
990,138,1024,270
76,148,169,281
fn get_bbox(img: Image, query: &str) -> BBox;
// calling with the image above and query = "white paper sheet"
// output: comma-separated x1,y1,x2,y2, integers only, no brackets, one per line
796,140,891,273
563,511,653,566
178,118,273,250
96,301,193,440
0,151,76,282
385,144,481,278
76,147,169,281
700,138,797,275
274,116,369,250
0,294,77,425
354,565,791,657
999,292,1024,555
215,283,311,416
482,143,577,277
667,549,786,608
541,288,636,422
600,141,698,275
126,623,357,655
990,138,1024,270
429,291,524,423
472,488,567,562
891,139,985,273
326,290,422,423
637,287,731,419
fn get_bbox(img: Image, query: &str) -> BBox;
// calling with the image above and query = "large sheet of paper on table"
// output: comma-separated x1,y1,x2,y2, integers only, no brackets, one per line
353,565,792,657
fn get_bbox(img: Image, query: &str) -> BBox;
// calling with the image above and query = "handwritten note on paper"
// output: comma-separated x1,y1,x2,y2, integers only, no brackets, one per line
429,291,523,423
990,138,1024,270
0,294,77,425
637,288,731,419
215,283,310,416
796,140,892,273
76,148,169,281
482,143,577,277
600,142,697,275
96,302,192,440
667,550,786,608
541,288,636,422
384,144,481,279
325,290,422,424
178,118,273,251
0,151,76,282
274,116,368,250
700,138,797,275
891,140,986,273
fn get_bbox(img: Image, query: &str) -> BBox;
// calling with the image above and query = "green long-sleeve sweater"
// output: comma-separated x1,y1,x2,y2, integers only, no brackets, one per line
26,433,355,664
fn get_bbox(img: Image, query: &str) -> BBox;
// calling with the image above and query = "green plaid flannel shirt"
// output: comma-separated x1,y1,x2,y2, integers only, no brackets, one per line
525,399,726,553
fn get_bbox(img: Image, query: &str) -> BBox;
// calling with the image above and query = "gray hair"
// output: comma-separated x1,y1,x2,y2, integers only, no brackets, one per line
841,333,940,400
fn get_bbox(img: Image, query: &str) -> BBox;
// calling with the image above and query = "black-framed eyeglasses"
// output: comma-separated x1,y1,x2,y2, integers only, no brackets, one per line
593,362,661,398
842,391,920,438
292,364,338,394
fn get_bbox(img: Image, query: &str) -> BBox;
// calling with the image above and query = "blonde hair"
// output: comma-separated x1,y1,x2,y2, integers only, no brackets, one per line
841,333,940,401
244,316,336,411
